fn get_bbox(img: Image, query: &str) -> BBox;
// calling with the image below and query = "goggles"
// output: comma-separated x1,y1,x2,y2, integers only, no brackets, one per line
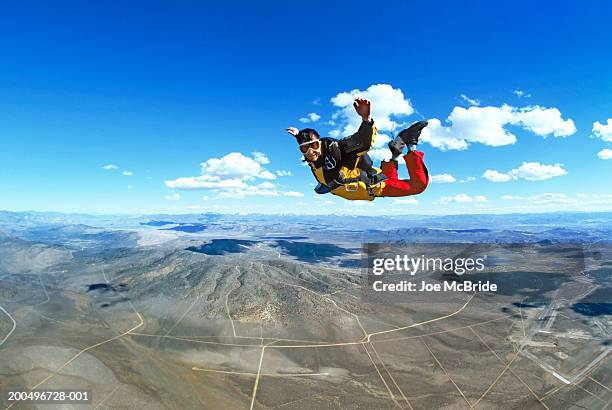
299,139,320,153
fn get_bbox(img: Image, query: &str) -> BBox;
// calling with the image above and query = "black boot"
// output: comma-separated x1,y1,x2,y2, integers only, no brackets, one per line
397,121,428,146
388,137,405,160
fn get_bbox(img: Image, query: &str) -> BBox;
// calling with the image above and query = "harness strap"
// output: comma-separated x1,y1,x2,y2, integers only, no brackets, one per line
322,170,387,197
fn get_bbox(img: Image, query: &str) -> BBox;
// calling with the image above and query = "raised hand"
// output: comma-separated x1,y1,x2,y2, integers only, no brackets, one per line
353,97,371,121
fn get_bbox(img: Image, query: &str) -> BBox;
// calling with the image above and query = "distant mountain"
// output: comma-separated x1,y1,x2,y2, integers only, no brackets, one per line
0,233,72,274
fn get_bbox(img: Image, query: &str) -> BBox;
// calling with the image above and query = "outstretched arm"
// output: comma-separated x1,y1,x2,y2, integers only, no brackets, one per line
353,97,372,123
340,98,376,154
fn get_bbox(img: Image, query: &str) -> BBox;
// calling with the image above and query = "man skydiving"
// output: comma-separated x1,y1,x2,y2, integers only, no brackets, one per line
286,97,429,201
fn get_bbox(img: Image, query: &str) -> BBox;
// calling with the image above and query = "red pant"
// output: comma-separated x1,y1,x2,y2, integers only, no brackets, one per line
379,151,429,197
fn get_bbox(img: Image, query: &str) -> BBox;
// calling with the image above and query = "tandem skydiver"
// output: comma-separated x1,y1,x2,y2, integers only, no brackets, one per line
286,97,429,201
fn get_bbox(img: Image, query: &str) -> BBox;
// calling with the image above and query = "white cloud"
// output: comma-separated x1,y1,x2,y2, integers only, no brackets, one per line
483,169,513,182
102,164,118,170
597,148,612,160
440,193,488,203
276,170,292,176
422,104,576,151
165,175,247,190
166,158,304,199
122,170,133,176
593,119,612,143
330,84,413,136
513,90,531,98
252,152,270,164
460,94,480,106
393,197,419,205
430,173,456,183
483,162,567,182
164,193,181,201
299,112,321,123
198,152,276,181
508,162,567,181
258,181,276,189
366,147,406,164
517,106,576,137
367,148,392,162
501,195,523,200
501,193,612,210
217,182,280,199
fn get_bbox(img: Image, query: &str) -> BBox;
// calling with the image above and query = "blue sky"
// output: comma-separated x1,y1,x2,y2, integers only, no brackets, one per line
1,1,611,215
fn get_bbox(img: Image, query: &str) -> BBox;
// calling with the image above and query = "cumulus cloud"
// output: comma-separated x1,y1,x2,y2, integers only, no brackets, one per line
483,162,567,182
122,170,133,176
593,119,612,143
430,173,457,183
102,164,118,170
328,93,399,159
460,94,480,106
330,84,413,136
165,152,304,200
164,193,181,201
252,152,270,164
440,194,488,203
299,112,321,123
393,197,419,205
422,104,576,151
200,152,276,181
517,106,576,136
482,169,513,182
165,152,277,189
597,148,612,160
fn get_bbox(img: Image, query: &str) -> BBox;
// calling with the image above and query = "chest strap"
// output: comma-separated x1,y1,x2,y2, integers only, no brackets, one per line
318,170,387,197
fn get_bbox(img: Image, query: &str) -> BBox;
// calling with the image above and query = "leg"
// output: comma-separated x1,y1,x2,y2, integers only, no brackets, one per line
379,151,429,197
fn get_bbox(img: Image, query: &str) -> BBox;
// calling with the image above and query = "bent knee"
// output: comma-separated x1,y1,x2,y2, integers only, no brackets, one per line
412,180,428,194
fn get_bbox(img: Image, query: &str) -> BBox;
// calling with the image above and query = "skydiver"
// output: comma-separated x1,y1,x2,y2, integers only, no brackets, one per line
286,97,429,201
